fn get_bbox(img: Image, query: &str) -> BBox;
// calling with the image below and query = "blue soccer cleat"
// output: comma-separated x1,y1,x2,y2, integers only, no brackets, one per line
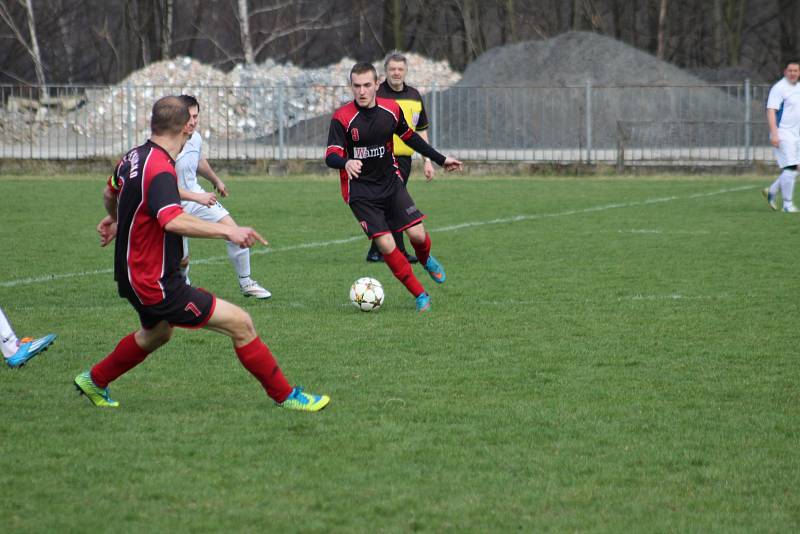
415,292,431,313
423,255,446,284
6,333,57,369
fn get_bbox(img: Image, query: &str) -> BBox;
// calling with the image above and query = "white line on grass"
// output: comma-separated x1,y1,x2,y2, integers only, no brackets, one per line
0,184,758,288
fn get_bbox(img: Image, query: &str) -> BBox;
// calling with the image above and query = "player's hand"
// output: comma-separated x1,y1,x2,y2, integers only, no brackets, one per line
442,156,463,172
197,191,217,206
770,133,780,148
97,215,117,247
215,180,228,197
228,226,269,248
345,159,362,180
423,159,435,182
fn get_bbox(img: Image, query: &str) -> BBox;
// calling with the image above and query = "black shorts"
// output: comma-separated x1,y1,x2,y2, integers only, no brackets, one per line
127,284,216,330
349,185,425,239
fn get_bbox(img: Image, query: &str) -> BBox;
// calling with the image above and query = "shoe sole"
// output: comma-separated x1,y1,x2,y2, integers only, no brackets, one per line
243,293,272,299
7,339,55,369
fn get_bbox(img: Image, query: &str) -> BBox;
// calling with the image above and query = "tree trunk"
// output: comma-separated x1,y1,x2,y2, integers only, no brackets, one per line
778,0,799,68
238,0,255,64
506,0,516,43
712,0,722,65
656,0,668,60
162,0,173,59
22,0,46,92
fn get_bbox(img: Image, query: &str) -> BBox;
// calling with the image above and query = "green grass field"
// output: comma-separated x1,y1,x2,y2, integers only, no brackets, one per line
1,173,798,532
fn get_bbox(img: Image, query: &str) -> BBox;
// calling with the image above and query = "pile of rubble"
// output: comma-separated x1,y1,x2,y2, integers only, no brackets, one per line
4,54,461,144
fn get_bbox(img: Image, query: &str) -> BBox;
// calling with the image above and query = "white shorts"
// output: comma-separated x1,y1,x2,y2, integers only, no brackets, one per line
774,129,800,168
181,199,230,222
181,200,231,259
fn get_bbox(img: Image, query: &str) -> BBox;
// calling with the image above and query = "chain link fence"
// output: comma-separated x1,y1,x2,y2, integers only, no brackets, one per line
0,82,774,166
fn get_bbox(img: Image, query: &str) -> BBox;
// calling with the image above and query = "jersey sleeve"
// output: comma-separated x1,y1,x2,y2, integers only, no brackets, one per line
107,158,127,193
767,84,784,111
325,118,347,159
394,109,415,142
147,172,184,228
416,100,430,131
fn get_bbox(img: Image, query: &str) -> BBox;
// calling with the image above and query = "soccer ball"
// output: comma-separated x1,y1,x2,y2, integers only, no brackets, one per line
349,277,384,312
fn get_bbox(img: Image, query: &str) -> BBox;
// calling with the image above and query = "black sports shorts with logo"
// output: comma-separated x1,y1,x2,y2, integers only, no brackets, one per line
349,184,425,239
127,284,216,330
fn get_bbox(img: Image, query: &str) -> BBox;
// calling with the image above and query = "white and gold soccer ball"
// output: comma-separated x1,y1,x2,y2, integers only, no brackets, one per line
349,277,384,312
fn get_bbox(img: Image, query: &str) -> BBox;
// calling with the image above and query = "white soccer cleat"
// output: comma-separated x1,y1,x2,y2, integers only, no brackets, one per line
783,204,799,213
241,280,272,299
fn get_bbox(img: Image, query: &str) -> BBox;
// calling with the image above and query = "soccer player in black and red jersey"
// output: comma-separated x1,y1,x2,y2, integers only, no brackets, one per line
77,96,329,412
325,63,462,313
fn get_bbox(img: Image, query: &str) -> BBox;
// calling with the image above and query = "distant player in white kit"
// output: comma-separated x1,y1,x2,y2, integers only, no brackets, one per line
176,95,272,298
763,60,800,213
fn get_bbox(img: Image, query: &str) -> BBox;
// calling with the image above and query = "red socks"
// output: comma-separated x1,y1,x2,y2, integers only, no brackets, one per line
91,332,150,388
411,233,432,266
384,247,425,297
235,337,293,402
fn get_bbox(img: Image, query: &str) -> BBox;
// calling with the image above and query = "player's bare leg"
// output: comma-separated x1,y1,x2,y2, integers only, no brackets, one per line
217,215,271,299
204,298,328,411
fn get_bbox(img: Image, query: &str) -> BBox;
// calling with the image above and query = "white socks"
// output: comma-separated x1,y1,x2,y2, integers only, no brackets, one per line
780,169,797,208
226,241,252,287
0,306,20,358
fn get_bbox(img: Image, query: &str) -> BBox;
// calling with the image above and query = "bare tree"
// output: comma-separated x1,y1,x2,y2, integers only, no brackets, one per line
237,0,255,64
656,0,668,59
162,0,173,58
0,0,46,89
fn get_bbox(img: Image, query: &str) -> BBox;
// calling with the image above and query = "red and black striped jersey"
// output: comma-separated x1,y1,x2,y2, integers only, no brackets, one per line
325,97,416,203
110,140,185,305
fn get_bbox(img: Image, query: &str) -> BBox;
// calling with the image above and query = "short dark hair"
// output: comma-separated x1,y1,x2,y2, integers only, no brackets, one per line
785,60,800,69
179,94,200,112
350,62,378,82
151,96,189,135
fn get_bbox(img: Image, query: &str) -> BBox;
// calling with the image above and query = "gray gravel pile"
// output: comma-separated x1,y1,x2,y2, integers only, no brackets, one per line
37,54,461,143
436,32,753,149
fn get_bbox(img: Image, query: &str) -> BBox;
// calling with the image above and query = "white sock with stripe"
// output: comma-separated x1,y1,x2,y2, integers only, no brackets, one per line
0,306,20,358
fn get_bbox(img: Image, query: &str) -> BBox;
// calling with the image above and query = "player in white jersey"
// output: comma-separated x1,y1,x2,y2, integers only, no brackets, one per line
175,95,271,298
0,305,56,368
763,60,800,213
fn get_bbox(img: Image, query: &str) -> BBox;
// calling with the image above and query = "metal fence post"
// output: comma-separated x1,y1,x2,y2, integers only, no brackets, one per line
277,85,285,161
126,81,133,152
616,121,625,173
744,78,752,164
431,80,438,148
586,80,592,164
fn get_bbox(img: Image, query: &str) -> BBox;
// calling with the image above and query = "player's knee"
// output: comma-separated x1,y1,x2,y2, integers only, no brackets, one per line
230,307,257,342
179,256,190,269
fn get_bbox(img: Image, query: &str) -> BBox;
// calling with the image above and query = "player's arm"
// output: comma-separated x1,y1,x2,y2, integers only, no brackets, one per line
767,108,780,148
396,112,462,171
197,157,228,197
98,170,120,247
325,118,362,179
416,129,435,181
164,213,267,248
179,187,217,207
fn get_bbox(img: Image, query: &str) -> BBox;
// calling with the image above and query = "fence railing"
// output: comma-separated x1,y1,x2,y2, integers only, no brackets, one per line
0,82,775,165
